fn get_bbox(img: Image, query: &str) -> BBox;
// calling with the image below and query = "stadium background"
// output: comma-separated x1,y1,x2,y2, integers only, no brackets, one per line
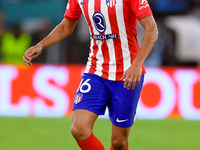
0,0,200,150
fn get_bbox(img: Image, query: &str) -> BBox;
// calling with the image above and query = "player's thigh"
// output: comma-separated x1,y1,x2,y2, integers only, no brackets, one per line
72,109,98,129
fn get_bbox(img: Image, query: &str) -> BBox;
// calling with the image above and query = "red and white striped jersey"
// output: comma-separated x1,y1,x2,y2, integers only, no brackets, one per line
64,0,152,81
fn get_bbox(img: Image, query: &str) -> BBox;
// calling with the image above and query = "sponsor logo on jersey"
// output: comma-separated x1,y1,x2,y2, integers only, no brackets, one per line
93,12,106,33
92,33,118,40
81,0,89,5
139,0,148,5
74,93,83,104
106,0,116,8
139,0,149,10
92,12,118,40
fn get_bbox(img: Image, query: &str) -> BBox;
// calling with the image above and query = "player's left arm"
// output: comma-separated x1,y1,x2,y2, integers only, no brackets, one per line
122,15,158,89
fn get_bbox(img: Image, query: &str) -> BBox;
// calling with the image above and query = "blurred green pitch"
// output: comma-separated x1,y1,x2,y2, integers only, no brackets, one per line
0,117,199,150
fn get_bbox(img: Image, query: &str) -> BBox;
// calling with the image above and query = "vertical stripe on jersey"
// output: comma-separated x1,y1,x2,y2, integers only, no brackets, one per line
115,0,131,72
82,0,98,74
107,6,124,80
122,2,137,66
99,0,110,79
93,0,103,77
103,1,116,80
80,0,95,73
101,42,110,79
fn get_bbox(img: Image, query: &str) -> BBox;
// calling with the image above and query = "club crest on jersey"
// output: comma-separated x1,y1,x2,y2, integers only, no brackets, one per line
106,0,116,8
74,93,83,104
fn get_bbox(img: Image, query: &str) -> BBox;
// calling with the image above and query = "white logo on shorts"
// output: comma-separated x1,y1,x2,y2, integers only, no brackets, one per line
116,118,128,123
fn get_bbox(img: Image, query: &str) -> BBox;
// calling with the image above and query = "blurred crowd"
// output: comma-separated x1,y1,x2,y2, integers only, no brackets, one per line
144,0,200,66
0,0,200,66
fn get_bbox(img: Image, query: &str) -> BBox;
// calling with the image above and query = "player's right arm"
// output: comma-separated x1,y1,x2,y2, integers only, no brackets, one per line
23,18,77,66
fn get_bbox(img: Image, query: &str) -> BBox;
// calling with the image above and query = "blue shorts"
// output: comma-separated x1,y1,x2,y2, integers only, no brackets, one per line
73,73,144,128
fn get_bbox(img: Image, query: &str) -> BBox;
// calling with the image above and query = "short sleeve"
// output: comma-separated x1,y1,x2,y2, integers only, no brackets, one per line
127,0,152,20
64,0,82,21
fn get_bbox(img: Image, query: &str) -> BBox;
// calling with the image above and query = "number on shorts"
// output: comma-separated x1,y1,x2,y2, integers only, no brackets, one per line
77,79,91,93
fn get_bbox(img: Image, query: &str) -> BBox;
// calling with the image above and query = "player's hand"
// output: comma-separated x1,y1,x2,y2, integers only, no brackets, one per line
23,45,42,66
121,63,142,90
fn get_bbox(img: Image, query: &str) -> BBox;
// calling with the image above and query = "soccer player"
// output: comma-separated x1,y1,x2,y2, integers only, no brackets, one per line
23,0,158,149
